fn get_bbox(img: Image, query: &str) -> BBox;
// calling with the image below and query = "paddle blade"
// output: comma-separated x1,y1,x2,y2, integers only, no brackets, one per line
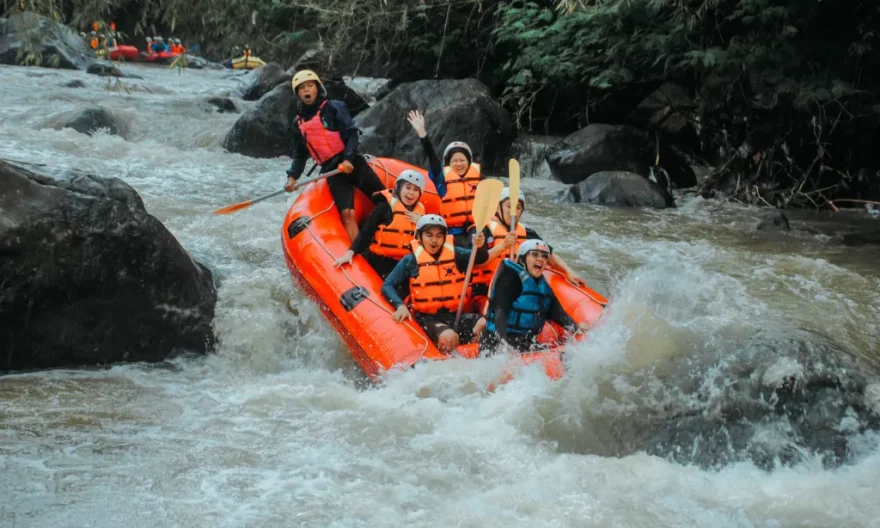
212,200,253,215
472,179,505,229
508,158,521,214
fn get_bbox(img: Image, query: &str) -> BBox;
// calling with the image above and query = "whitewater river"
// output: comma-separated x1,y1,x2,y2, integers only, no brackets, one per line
2,63,880,527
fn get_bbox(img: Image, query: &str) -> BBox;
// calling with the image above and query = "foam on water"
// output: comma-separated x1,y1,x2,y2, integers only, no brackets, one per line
2,63,880,527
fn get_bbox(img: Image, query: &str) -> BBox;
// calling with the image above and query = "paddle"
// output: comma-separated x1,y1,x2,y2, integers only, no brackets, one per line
212,168,341,215
507,158,521,260
454,178,505,327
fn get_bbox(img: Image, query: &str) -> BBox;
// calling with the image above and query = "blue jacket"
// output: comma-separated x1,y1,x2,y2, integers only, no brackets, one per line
486,260,554,335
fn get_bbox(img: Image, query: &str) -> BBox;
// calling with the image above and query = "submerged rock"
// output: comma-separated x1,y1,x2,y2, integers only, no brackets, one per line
59,105,127,138
0,161,217,371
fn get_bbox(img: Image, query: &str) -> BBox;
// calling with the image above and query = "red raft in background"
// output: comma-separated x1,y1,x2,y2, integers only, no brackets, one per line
108,45,139,61
281,156,607,381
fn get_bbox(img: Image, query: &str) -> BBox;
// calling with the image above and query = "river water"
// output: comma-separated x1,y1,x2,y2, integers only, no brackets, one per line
2,63,880,527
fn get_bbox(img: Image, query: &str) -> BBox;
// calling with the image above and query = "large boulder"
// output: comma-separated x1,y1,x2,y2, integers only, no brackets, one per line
58,105,128,138
86,60,141,78
223,82,367,158
355,79,516,174
628,83,696,135
557,171,675,208
205,96,242,114
184,55,223,70
0,11,95,70
0,161,217,371
546,124,697,188
241,62,290,101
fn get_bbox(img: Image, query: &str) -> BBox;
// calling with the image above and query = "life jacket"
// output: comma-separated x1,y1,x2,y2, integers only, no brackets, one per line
409,235,466,313
171,44,183,54
89,38,98,49
472,219,529,286
440,163,481,228
296,100,346,165
369,190,425,259
486,260,553,335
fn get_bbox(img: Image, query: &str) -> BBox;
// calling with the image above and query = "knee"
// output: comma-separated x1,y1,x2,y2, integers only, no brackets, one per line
472,317,486,336
437,329,460,351
340,209,356,223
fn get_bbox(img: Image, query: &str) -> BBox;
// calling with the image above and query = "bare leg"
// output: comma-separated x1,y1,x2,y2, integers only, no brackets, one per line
340,209,358,242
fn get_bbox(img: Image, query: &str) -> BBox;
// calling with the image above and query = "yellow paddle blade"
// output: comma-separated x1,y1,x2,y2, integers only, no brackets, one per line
508,158,521,214
212,200,253,215
472,178,505,229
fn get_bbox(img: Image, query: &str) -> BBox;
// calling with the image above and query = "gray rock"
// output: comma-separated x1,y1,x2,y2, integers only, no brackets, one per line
205,96,242,114
61,105,127,138
0,11,96,70
62,79,86,88
558,171,675,208
240,62,290,101
355,78,516,175
0,161,217,371
757,211,791,231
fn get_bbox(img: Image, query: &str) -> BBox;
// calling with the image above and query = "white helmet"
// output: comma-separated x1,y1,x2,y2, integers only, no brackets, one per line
499,187,526,208
443,141,473,164
517,239,551,259
416,214,447,236
395,169,426,192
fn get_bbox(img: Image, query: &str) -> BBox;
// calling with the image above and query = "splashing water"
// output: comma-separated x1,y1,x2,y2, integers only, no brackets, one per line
1,63,879,527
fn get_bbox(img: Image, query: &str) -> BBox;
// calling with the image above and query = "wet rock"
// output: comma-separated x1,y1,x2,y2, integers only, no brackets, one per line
546,124,696,188
61,105,127,138
205,96,242,114
86,60,141,78
0,11,96,70
757,211,791,231
557,171,675,208
62,79,86,88
223,82,367,158
241,62,290,101
184,55,222,70
0,161,217,372
841,229,880,246
356,78,516,174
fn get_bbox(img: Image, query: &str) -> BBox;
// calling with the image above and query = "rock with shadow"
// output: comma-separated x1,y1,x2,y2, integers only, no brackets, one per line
0,11,95,70
0,161,217,372
556,171,675,208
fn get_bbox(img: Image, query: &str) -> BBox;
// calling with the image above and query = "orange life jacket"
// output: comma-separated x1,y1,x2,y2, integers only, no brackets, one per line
369,190,426,259
409,236,466,313
472,219,528,285
90,38,98,49
296,100,346,165
171,44,183,54
440,163,481,227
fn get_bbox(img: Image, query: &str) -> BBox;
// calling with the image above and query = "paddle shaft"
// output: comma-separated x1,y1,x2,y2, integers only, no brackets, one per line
213,168,341,215
453,249,479,328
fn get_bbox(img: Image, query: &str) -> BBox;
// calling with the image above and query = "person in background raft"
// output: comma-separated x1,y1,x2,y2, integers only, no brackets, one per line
382,215,489,351
469,187,586,299
480,240,589,354
334,169,427,279
88,31,98,49
406,110,482,246
144,36,153,55
285,70,385,241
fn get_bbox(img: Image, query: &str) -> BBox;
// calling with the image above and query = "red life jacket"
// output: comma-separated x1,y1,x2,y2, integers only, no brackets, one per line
296,100,346,165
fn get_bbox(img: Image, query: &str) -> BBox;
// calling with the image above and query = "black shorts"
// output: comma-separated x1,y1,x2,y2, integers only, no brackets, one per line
414,311,482,345
479,330,539,355
323,155,385,211
365,252,400,281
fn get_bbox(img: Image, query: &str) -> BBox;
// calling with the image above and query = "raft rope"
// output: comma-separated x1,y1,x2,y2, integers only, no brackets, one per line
300,195,433,363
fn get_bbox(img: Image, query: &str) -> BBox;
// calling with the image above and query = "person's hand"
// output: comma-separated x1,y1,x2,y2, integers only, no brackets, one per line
577,321,591,332
284,176,297,192
392,305,412,322
407,110,427,138
568,273,587,288
472,232,486,249
502,231,517,249
405,211,422,223
334,250,354,268
338,160,354,174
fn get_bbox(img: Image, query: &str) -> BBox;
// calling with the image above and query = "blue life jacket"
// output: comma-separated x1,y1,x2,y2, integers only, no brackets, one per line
486,260,553,335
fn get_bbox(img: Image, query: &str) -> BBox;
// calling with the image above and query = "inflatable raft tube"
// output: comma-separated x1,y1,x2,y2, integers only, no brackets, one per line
109,45,139,61
281,159,607,382
231,55,266,70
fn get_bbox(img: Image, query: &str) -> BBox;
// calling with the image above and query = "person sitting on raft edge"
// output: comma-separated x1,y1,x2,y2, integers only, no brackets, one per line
285,69,385,242
468,187,587,301
406,110,482,247
480,240,590,354
334,168,426,279
381,215,489,352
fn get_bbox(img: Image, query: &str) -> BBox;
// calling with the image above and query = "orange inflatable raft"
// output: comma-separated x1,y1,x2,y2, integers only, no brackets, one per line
281,156,607,381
